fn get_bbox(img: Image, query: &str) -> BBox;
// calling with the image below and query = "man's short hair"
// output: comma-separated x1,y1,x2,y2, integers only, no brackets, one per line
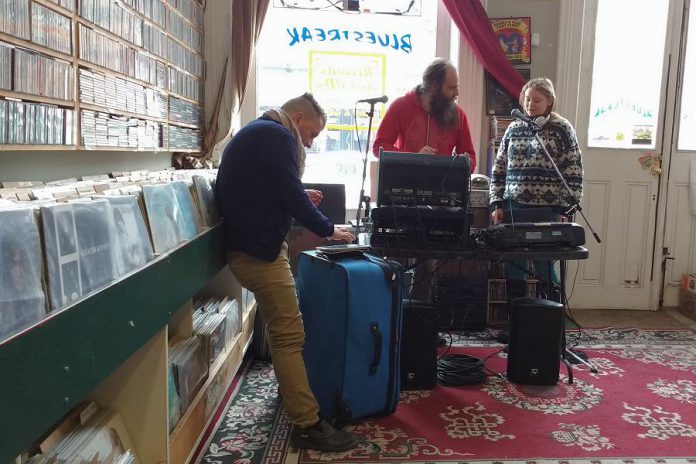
281,93,327,125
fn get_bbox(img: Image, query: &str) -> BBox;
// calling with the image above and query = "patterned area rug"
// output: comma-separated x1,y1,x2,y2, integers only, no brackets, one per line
196,328,696,464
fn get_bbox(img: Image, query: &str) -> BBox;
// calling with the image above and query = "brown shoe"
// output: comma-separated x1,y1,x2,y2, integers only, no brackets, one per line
289,419,360,452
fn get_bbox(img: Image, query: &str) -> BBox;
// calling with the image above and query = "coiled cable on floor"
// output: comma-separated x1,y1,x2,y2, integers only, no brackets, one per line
436,354,485,386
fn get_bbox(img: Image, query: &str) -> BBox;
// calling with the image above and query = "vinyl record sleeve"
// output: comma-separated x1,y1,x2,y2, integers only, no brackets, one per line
72,200,117,298
142,183,185,254
192,175,220,228
0,207,47,340
171,180,201,239
41,200,117,310
99,195,154,276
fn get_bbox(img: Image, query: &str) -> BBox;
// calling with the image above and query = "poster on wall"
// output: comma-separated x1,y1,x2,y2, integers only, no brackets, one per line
485,68,530,116
490,17,531,64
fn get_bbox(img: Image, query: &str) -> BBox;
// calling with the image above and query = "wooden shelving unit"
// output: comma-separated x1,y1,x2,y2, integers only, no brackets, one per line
0,0,204,152
0,226,257,463
486,262,539,326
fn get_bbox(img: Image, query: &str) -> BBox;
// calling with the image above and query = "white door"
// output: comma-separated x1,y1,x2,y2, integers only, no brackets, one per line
660,1,696,308
564,0,683,310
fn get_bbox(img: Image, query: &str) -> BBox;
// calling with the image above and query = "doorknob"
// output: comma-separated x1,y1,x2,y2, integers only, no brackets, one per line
638,152,662,175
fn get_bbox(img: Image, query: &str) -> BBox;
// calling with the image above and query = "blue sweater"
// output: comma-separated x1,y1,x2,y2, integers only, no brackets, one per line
215,117,334,262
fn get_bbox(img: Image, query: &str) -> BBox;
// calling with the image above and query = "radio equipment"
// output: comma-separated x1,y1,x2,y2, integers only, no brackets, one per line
370,206,471,250
482,222,585,249
376,150,471,208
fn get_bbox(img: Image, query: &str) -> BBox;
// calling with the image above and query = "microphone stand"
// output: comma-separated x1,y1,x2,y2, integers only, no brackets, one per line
518,118,600,377
355,101,377,234
527,122,601,245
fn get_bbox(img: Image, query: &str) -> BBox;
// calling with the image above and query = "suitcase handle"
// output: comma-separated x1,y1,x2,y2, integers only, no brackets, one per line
369,322,382,375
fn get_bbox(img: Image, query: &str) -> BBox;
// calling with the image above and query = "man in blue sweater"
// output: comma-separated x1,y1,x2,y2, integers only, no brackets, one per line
216,93,358,452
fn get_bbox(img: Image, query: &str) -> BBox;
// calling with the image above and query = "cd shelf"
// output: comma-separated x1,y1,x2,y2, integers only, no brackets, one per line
0,0,204,152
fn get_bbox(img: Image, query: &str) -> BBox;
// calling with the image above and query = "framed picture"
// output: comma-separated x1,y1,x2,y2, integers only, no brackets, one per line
490,17,531,64
485,68,530,116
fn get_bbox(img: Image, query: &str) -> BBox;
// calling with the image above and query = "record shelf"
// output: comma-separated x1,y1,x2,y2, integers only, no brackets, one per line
0,225,257,463
0,0,205,152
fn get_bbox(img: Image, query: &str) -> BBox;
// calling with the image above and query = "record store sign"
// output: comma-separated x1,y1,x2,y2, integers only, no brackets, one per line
309,51,385,108
286,25,412,54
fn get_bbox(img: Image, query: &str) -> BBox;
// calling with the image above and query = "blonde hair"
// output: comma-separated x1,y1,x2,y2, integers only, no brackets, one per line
519,77,556,115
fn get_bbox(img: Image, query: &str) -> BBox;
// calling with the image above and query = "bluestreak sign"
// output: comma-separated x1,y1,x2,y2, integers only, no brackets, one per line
286,27,412,53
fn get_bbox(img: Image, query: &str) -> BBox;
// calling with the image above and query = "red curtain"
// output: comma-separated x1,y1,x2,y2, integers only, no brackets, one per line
443,0,526,99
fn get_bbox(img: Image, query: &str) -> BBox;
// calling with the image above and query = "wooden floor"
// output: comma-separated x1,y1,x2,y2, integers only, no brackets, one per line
569,307,695,329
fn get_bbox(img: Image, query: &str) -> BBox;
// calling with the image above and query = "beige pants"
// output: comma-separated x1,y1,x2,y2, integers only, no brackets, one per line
227,242,319,428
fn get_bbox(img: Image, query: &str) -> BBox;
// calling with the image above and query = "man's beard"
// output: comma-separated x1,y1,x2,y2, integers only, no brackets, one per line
429,92,459,128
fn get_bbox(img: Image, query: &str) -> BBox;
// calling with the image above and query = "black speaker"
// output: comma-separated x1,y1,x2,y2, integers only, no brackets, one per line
506,297,564,385
401,302,438,390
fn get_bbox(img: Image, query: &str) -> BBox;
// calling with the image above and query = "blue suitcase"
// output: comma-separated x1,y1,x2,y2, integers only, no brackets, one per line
296,249,403,424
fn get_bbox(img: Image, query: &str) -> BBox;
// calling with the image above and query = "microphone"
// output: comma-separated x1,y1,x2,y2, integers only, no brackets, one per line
357,95,388,105
511,108,539,127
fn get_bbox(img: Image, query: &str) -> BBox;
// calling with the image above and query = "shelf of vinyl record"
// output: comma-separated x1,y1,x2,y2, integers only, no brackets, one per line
16,296,257,464
169,298,257,464
487,262,538,326
0,0,205,152
0,169,220,344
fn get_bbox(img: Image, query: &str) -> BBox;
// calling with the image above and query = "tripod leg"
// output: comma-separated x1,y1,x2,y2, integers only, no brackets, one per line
559,260,599,374
562,356,574,384
565,348,598,373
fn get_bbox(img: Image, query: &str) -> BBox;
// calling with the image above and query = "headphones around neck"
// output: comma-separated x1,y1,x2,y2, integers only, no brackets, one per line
533,114,551,127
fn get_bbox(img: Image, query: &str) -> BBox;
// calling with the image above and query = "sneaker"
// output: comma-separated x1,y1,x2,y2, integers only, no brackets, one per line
290,419,360,452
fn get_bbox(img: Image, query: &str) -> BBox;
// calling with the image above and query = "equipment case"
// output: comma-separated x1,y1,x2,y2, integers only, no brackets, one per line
296,249,403,424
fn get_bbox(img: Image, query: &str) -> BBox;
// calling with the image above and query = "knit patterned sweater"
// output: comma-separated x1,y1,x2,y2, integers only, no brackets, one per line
490,114,583,212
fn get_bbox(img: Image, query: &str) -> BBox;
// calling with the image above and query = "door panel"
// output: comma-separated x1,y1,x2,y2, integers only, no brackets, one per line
660,1,696,307
577,181,609,286
621,182,654,286
568,0,678,310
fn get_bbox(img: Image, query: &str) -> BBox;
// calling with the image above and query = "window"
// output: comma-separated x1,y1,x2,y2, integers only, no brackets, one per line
587,0,669,149
255,1,439,210
678,1,696,150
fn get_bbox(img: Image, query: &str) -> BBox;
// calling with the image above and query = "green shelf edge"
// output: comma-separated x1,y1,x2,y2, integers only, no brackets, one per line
0,225,225,462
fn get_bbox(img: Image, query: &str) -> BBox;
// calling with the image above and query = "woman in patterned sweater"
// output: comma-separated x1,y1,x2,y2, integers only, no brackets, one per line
489,77,584,303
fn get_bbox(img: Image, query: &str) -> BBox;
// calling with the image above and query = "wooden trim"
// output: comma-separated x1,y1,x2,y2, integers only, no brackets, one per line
0,90,75,107
0,32,73,62
80,102,168,124
80,145,170,152
555,0,586,127
0,144,78,150
70,0,81,147
168,120,202,130
168,90,202,106
31,0,75,19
